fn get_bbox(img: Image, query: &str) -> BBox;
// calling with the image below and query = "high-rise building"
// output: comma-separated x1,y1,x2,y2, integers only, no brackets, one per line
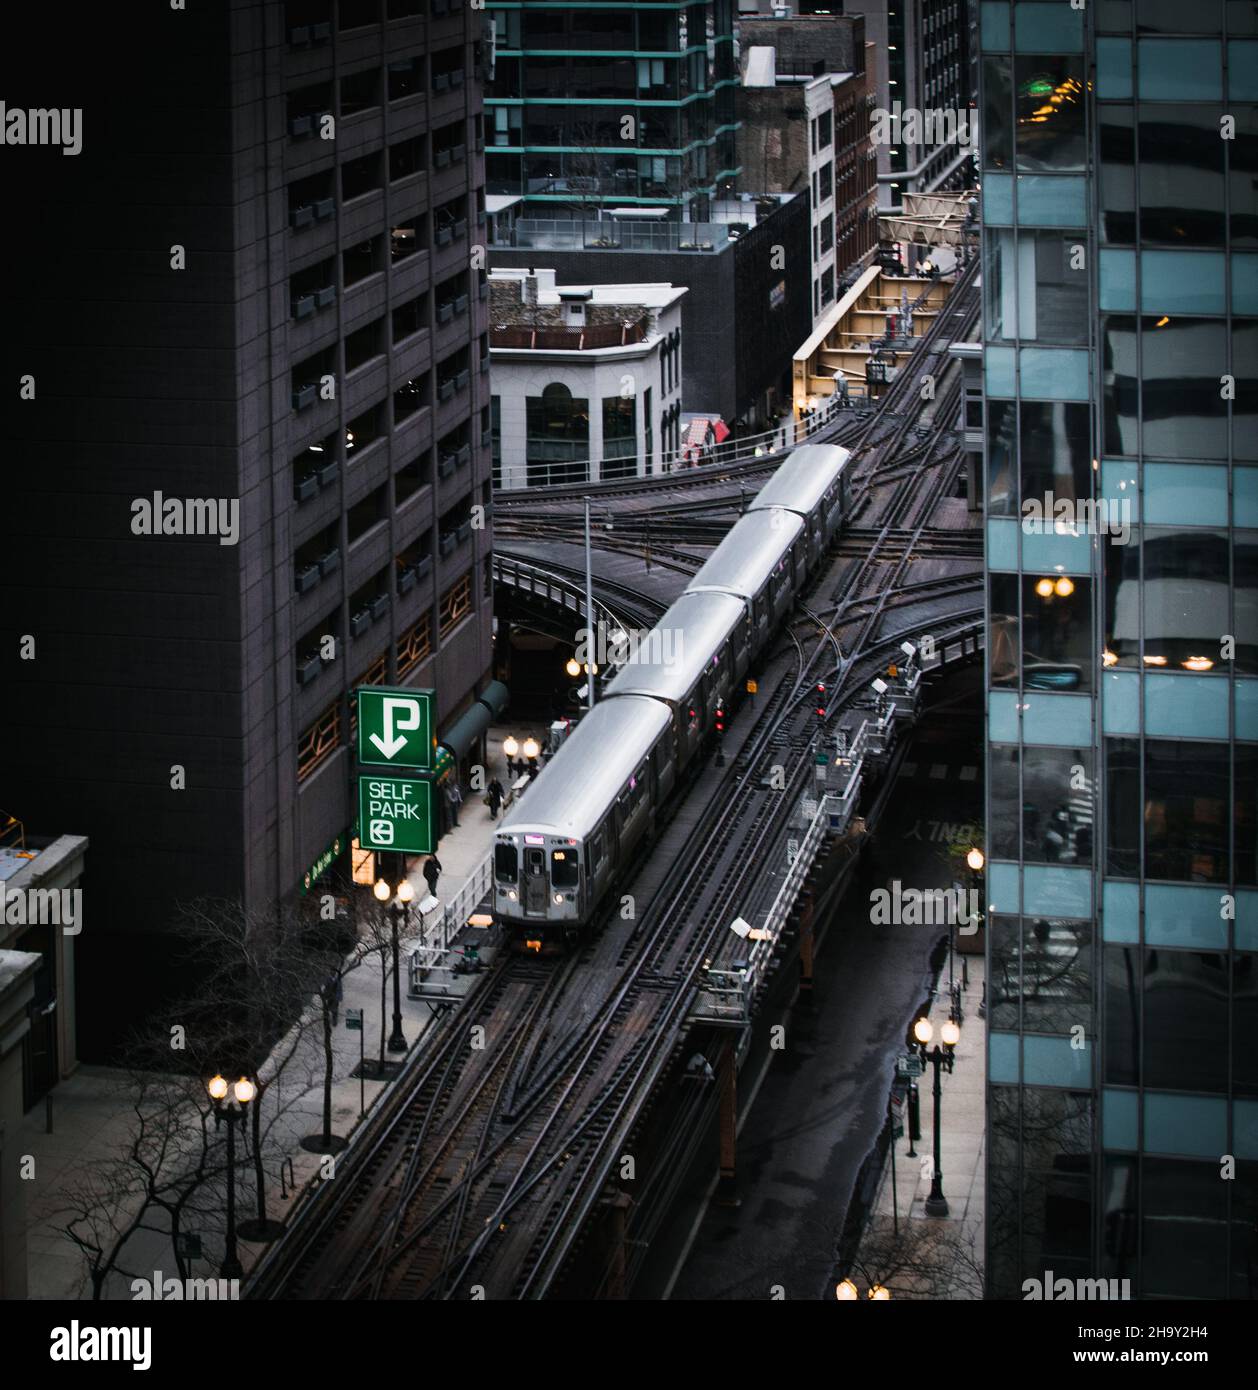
736,13,877,321
5,0,496,1056
741,0,977,210
979,2,1258,1297
484,1,740,218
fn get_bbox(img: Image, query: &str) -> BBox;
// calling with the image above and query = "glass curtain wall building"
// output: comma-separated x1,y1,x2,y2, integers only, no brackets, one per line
485,1,739,215
981,0,1258,1298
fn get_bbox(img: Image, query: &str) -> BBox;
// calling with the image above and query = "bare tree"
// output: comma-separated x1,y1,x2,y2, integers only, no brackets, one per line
846,1209,986,1300
47,894,349,1295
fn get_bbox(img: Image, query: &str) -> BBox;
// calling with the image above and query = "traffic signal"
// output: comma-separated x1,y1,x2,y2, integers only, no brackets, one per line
715,701,725,736
815,683,827,719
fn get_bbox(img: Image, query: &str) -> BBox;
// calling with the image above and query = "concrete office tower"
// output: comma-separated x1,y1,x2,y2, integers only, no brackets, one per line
4,0,495,1056
736,11,878,319
740,0,977,211
484,0,740,218
979,2,1258,1296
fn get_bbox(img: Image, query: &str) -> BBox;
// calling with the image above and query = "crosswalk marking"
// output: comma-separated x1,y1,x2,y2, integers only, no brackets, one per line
898,761,917,777
958,765,977,782
929,763,947,779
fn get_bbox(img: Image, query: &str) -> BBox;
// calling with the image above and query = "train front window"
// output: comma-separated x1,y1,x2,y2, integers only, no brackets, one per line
494,843,518,882
551,848,579,888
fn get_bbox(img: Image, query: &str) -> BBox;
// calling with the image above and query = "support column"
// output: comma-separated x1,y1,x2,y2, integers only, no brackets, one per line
603,1188,632,1299
798,893,815,994
715,1034,740,1207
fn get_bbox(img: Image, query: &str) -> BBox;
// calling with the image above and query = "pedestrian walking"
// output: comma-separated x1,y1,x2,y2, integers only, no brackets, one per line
423,854,443,900
487,777,505,820
446,779,463,828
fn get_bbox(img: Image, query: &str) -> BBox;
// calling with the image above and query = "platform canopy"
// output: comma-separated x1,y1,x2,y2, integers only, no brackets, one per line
879,190,978,248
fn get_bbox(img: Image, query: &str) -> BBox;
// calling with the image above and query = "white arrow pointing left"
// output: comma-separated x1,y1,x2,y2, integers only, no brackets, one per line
369,696,421,760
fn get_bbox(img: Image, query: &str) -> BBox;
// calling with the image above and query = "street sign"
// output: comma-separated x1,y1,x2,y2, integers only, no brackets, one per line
345,1008,363,1031
358,775,434,854
896,1053,924,1078
786,838,800,866
357,687,434,769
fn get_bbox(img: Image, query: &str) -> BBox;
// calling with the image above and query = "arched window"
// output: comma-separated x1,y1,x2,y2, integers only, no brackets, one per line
526,382,589,485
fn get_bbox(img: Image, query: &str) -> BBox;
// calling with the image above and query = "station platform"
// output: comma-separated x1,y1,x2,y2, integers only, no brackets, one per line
16,721,544,1299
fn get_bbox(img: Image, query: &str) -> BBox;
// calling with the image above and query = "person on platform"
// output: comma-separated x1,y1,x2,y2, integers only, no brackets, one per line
423,854,442,899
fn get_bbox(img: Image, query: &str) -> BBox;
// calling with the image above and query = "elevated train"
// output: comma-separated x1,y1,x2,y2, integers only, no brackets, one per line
493,444,851,947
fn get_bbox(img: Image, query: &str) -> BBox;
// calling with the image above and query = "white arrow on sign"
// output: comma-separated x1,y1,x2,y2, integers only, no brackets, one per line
369,697,422,760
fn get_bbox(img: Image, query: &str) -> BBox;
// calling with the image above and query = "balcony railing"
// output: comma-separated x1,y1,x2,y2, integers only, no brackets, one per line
490,319,648,350
493,218,742,254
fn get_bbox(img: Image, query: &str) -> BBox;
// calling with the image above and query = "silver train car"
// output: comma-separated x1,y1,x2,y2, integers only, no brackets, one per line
493,443,850,947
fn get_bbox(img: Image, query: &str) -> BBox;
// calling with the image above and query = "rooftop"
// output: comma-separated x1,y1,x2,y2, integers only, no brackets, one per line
491,195,796,254
488,269,686,351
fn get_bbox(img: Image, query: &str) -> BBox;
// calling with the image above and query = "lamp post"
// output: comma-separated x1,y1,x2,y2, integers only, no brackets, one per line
583,495,596,712
207,1073,256,1279
913,1016,960,1217
374,876,413,1054
503,734,519,780
522,735,540,774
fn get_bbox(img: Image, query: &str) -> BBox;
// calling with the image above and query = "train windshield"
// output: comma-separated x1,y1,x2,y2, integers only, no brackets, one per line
494,842,518,882
551,848,579,888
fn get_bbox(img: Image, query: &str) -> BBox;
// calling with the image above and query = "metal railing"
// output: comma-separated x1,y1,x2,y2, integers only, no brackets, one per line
492,397,850,492
492,553,635,637
497,218,741,254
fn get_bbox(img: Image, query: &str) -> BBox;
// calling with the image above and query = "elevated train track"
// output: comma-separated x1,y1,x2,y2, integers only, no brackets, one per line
251,265,982,1302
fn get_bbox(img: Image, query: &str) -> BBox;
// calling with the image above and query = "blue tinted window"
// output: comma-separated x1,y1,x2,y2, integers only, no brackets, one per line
1137,39,1222,99
1140,250,1226,315
1015,2,1084,51
1097,38,1133,98
1016,174,1087,226
1100,248,1136,310
1020,347,1090,399
985,344,1016,396
1143,463,1227,525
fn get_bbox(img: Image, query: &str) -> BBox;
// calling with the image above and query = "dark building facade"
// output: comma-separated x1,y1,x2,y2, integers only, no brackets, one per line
489,192,810,428
736,15,878,317
484,0,740,216
4,0,495,1055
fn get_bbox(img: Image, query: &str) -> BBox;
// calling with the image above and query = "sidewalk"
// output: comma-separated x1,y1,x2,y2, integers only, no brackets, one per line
18,721,544,1299
863,951,987,1299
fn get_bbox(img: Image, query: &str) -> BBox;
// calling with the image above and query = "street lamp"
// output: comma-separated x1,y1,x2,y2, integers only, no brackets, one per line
522,735,540,768
374,877,412,1054
207,1073,256,1279
912,1017,959,1218
583,496,596,712
835,1276,892,1300
966,846,984,873
565,657,581,678
503,734,519,778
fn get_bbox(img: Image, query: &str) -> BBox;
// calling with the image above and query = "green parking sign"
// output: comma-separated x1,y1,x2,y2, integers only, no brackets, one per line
358,775,434,855
357,687,434,770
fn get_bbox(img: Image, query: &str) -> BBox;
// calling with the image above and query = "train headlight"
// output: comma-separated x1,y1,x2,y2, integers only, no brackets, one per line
507,889,518,902
553,893,564,905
